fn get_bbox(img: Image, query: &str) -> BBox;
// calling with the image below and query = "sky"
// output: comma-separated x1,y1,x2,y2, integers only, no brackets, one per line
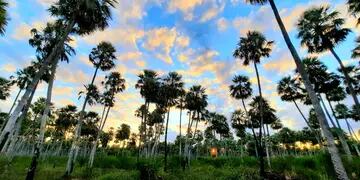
0,0,359,142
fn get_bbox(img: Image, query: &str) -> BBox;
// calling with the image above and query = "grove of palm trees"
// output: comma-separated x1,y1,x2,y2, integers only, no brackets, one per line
0,0,360,179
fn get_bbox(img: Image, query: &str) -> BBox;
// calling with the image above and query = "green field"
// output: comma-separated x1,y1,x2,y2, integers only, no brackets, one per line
0,154,359,180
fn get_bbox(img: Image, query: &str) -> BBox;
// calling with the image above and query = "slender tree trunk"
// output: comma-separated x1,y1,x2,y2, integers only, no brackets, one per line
65,66,99,176
253,61,265,176
293,100,322,144
1,83,37,153
330,48,359,107
26,60,60,180
89,106,111,167
179,105,183,156
9,88,23,114
164,107,171,172
39,59,58,144
0,88,22,132
320,95,352,161
241,99,260,158
0,20,75,147
268,1,349,179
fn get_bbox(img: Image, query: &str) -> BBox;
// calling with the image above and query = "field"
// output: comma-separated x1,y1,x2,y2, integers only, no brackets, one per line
0,153,359,180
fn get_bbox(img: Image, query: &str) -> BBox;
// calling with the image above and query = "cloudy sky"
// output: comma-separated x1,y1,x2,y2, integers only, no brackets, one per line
0,0,359,142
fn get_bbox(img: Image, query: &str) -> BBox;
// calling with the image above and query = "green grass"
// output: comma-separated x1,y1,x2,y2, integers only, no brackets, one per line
0,154,358,180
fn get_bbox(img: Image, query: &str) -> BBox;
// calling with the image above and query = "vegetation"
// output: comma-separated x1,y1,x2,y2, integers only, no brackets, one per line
0,0,359,180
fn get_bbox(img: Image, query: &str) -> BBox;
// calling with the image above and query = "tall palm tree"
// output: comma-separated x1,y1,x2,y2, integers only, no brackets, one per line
347,0,360,26
65,42,116,175
88,72,125,167
0,0,8,35
245,0,348,178
176,89,186,156
277,76,321,144
335,104,358,141
33,21,75,145
2,0,117,153
162,72,184,171
135,70,160,156
229,75,260,156
300,57,353,160
233,31,272,175
297,6,358,108
184,85,207,163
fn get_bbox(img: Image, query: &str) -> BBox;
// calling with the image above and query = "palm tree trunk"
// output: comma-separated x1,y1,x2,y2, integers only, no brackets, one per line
268,0,349,179
26,59,59,180
89,106,111,167
8,88,22,117
253,61,265,176
39,59,58,144
164,107,171,172
0,88,22,132
330,48,359,107
242,99,259,157
326,97,342,131
179,105,183,156
292,100,322,144
65,66,100,176
319,95,352,161
0,20,76,147
1,83,37,152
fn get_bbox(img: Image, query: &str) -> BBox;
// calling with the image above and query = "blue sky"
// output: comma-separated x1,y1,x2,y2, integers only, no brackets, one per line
0,0,359,142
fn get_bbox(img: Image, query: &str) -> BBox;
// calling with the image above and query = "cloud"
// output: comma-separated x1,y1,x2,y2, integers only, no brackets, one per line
263,53,296,74
232,6,275,36
1,63,16,73
167,0,204,21
216,17,229,32
142,27,177,64
199,1,225,22
12,22,45,40
82,26,145,50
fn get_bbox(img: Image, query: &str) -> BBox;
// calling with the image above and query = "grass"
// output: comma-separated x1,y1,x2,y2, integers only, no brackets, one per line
0,154,358,179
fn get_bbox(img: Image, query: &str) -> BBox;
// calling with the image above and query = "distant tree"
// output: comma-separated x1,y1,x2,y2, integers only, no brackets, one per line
115,124,131,148
347,0,360,26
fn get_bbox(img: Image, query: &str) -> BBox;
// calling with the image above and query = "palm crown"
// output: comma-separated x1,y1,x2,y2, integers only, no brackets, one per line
29,21,75,63
48,0,117,35
233,31,273,65
297,6,351,53
89,41,117,71
277,76,305,102
229,75,253,100
347,0,360,25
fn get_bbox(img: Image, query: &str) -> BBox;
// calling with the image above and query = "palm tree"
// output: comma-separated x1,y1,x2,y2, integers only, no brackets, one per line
347,0,360,26
65,42,116,175
2,0,117,152
162,72,184,171
176,89,186,156
233,31,272,175
0,0,8,35
33,22,76,146
277,76,321,144
335,104,358,141
135,70,160,156
245,0,348,178
229,75,260,156
88,72,125,167
297,6,358,108
184,85,207,163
